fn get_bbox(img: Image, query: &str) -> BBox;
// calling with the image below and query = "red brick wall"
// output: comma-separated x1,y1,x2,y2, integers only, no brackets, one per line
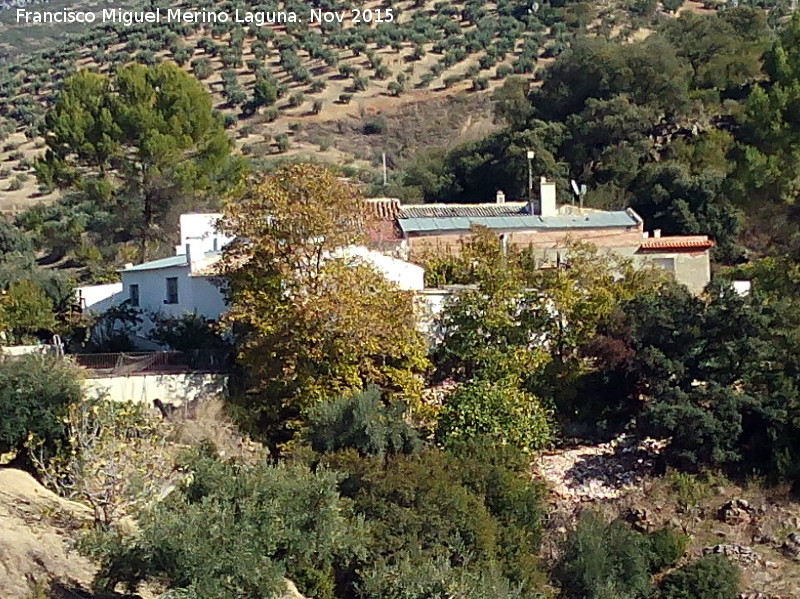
406,228,645,257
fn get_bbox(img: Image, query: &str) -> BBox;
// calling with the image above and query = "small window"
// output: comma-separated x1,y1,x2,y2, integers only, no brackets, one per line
165,277,179,304
128,284,139,307
652,257,675,272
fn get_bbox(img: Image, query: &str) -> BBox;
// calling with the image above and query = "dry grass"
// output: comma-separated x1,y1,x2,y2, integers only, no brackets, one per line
168,397,266,462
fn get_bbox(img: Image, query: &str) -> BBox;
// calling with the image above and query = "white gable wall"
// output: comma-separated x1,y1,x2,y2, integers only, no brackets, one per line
121,264,227,338
76,283,124,314
174,213,233,255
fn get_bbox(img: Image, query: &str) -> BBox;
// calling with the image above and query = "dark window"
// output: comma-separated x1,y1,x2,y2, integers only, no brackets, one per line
165,277,179,304
129,284,140,307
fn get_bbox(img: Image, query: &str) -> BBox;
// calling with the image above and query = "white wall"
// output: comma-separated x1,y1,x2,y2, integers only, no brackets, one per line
337,245,425,291
76,283,124,313
121,264,227,337
83,373,227,404
174,213,233,255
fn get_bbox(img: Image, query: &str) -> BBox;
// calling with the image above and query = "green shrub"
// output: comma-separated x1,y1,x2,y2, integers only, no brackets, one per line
554,512,653,599
496,64,513,78
253,77,278,107
276,133,290,152
658,554,740,599
363,117,387,135
323,445,547,597
436,379,553,454
81,454,366,599
647,527,689,573
148,312,230,351
360,556,524,599
264,106,280,121
1,279,57,343
304,386,421,457
0,355,81,459
472,77,489,91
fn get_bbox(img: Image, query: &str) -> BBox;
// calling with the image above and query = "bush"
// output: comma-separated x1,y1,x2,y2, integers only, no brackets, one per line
323,445,547,597
554,512,653,599
436,379,553,454
304,386,421,457
658,554,740,599
264,106,280,122
0,279,57,343
148,312,230,351
0,355,82,459
82,454,366,599
0,218,33,254
472,76,489,91
647,527,689,573
253,77,278,107
363,117,387,135
496,64,513,78
276,133,290,152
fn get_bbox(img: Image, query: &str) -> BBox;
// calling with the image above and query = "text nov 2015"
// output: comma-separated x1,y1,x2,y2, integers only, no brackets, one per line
309,8,394,23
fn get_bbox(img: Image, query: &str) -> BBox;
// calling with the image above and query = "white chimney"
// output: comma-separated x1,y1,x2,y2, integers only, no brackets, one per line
496,190,506,204
185,239,205,272
653,229,661,238
540,177,557,217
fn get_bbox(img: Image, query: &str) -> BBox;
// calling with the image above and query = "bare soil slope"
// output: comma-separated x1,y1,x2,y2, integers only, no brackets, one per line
0,468,95,599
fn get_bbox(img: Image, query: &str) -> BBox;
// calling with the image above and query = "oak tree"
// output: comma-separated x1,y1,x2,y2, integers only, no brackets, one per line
220,164,429,444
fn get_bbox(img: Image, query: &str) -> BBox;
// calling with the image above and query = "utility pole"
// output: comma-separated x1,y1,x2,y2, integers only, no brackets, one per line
382,152,388,186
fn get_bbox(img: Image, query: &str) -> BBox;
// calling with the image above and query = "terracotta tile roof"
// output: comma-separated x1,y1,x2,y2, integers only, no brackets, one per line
639,236,714,251
365,198,401,220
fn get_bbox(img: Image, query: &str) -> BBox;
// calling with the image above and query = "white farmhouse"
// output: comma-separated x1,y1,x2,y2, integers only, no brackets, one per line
119,242,227,340
77,213,427,346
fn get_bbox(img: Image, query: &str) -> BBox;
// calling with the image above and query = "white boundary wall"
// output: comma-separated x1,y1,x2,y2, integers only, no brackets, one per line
83,373,227,405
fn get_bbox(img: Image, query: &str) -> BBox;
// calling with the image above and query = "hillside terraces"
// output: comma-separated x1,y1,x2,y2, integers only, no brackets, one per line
0,0,716,210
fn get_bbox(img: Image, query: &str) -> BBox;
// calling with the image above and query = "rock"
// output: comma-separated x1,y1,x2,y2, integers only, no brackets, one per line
703,543,761,566
718,498,754,525
780,533,800,559
0,469,96,599
280,579,309,599
625,508,653,533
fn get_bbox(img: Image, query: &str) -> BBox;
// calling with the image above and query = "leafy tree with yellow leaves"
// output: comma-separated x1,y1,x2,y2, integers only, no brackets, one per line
219,163,429,445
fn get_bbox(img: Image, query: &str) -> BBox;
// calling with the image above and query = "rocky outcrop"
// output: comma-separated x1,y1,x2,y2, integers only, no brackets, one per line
0,469,96,599
719,498,755,525
534,435,666,502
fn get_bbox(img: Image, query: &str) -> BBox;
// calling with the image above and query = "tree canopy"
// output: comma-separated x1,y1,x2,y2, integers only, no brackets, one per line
220,164,429,445
34,63,245,263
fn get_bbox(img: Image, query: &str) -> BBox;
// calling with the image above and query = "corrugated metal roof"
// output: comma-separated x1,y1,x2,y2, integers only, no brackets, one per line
398,211,638,234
